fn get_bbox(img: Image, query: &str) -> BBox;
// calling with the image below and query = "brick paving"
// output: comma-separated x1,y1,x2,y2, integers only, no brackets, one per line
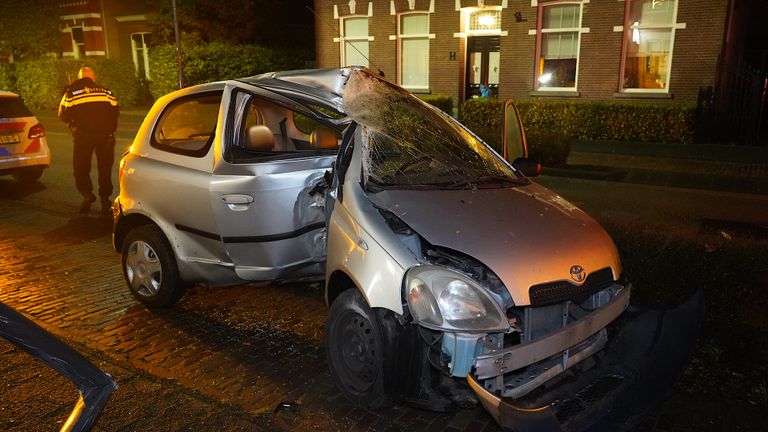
0,184,499,431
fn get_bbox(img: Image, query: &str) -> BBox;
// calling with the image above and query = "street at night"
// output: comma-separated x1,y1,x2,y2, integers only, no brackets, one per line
2,0,768,431
1,110,766,431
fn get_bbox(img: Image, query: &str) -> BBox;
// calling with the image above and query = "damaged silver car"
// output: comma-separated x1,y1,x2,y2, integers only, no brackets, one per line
113,67,700,431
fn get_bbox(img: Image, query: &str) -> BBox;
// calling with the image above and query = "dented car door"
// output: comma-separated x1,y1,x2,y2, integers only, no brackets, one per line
207,82,342,281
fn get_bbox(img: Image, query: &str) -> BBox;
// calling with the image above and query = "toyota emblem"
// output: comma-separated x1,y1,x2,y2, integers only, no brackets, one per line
570,265,586,282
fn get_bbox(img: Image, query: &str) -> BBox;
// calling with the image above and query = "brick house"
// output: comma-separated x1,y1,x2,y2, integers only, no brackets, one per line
314,0,732,106
58,0,153,80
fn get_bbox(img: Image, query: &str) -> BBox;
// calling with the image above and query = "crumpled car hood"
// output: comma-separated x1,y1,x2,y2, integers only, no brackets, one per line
367,182,622,306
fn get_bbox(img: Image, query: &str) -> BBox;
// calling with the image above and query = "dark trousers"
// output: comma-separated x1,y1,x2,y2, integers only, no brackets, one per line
72,133,115,200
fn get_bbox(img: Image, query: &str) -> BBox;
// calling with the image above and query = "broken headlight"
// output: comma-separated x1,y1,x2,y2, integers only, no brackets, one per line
405,265,508,332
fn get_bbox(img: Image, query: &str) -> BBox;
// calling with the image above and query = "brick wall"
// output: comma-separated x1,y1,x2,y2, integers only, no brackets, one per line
314,0,729,105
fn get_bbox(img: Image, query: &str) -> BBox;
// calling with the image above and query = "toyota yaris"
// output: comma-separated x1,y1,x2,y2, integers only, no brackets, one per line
113,67,698,431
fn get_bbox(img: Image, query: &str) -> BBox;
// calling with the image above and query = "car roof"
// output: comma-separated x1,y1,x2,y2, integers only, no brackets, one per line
0,91,20,98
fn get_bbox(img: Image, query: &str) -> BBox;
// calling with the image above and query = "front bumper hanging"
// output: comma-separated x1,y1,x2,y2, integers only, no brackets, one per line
468,290,704,432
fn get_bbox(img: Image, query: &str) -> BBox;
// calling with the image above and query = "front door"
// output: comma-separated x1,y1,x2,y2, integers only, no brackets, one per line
466,36,501,99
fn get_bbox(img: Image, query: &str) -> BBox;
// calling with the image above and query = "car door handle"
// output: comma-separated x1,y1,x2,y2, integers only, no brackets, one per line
222,194,253,211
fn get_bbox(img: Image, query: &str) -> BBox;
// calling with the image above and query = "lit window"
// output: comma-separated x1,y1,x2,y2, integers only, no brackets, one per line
536,3,582,90
621,0,677,91
342,17,369,67
469,10,501,31
131,33,152,80
399,13,429,90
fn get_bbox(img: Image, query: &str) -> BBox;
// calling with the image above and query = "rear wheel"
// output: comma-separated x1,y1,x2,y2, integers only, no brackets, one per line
121,225,187,308
326,289,394,409
13,167,44,183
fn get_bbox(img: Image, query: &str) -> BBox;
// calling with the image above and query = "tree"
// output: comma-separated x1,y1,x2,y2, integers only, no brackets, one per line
0,0,60,62
146,0,314,50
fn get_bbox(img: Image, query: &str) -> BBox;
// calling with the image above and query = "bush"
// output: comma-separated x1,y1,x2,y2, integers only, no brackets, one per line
12,57,139,109
459,98,696,145
526,128,571,166
459,98,504,151
14,57,64,109
419,94,453,115
148,42,310,99
0,63,15,92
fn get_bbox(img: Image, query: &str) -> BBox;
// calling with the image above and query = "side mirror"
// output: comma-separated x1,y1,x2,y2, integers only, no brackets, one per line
512,157,541,177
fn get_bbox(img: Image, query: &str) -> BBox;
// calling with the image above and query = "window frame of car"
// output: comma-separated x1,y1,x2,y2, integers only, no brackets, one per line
149,90,224,158
222,88,343,165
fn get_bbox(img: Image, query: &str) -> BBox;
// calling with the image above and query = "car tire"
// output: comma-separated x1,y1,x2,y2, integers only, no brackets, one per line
326,288,394,409
13,167,44,183
121,225,187,308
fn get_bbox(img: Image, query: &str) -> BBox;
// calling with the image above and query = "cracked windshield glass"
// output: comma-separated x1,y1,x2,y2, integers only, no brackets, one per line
342,71,526,190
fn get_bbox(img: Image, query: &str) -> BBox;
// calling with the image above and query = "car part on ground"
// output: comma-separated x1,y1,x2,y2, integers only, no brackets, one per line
0,302,117,432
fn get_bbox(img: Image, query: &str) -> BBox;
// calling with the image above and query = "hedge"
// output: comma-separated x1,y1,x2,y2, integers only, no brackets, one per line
8,57,139,109
148,42,309,99
460,98,696,145
0,63,14,93
419,94,454,115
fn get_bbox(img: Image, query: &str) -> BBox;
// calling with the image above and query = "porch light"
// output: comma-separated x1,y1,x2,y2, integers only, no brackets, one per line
478,13,496,28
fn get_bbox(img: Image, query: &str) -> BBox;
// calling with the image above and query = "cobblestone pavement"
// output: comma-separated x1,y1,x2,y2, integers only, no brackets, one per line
0,178,500,431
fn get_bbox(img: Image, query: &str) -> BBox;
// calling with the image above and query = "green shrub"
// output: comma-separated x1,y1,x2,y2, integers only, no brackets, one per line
458,98,504,151
0,63,15,92
419,94,453,115
459,98,696,145
526,128,571,166
14,57,64,109
12,57,139,109
148,42,310,100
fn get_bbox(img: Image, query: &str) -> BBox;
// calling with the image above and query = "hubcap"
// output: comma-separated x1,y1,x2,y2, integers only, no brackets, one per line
125,240,162,297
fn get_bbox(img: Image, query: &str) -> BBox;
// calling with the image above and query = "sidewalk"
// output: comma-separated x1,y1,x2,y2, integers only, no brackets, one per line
544,140,768,195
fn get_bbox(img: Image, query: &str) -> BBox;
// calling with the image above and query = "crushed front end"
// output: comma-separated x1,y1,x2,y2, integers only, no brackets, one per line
403,244,639,431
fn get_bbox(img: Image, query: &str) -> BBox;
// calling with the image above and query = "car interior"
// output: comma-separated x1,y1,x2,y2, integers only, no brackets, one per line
225,93,340,163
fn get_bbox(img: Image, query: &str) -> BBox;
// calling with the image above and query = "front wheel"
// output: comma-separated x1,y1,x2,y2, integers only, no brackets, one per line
121,225,187,308
326,289,394,409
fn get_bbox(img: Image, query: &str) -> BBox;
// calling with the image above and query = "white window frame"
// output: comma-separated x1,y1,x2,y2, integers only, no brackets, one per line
339,15,372,67
130,32,152,80
397,11,432,91
619,0,682,93
534,1,586,92
70,26,85,60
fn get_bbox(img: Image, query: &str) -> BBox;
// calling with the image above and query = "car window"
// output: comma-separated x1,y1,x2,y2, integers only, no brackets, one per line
152,92,222,157
224,92,340,164
0,97,33,118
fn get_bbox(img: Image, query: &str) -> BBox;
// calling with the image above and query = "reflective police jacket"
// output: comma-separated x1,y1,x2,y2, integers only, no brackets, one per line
58,77,119,136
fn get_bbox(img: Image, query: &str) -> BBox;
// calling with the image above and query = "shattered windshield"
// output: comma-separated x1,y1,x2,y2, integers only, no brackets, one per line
342,71,524,190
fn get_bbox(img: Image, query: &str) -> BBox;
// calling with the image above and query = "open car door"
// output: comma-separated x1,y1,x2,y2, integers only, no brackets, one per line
503,98,541,177
208,70,351,282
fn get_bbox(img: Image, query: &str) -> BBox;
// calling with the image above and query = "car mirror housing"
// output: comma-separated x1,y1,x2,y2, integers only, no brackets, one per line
512,157,541,177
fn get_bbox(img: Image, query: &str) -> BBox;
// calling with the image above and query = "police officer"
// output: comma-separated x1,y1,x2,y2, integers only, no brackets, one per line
58,67,119,214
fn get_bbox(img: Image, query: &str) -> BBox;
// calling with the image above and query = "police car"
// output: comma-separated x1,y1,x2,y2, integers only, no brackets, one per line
0,91,50,182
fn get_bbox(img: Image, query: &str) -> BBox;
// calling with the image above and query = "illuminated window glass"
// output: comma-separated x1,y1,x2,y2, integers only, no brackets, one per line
342,17,369,67
537,3,582,89
622,0,677,90
469,10,501,31
399,13,429,89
